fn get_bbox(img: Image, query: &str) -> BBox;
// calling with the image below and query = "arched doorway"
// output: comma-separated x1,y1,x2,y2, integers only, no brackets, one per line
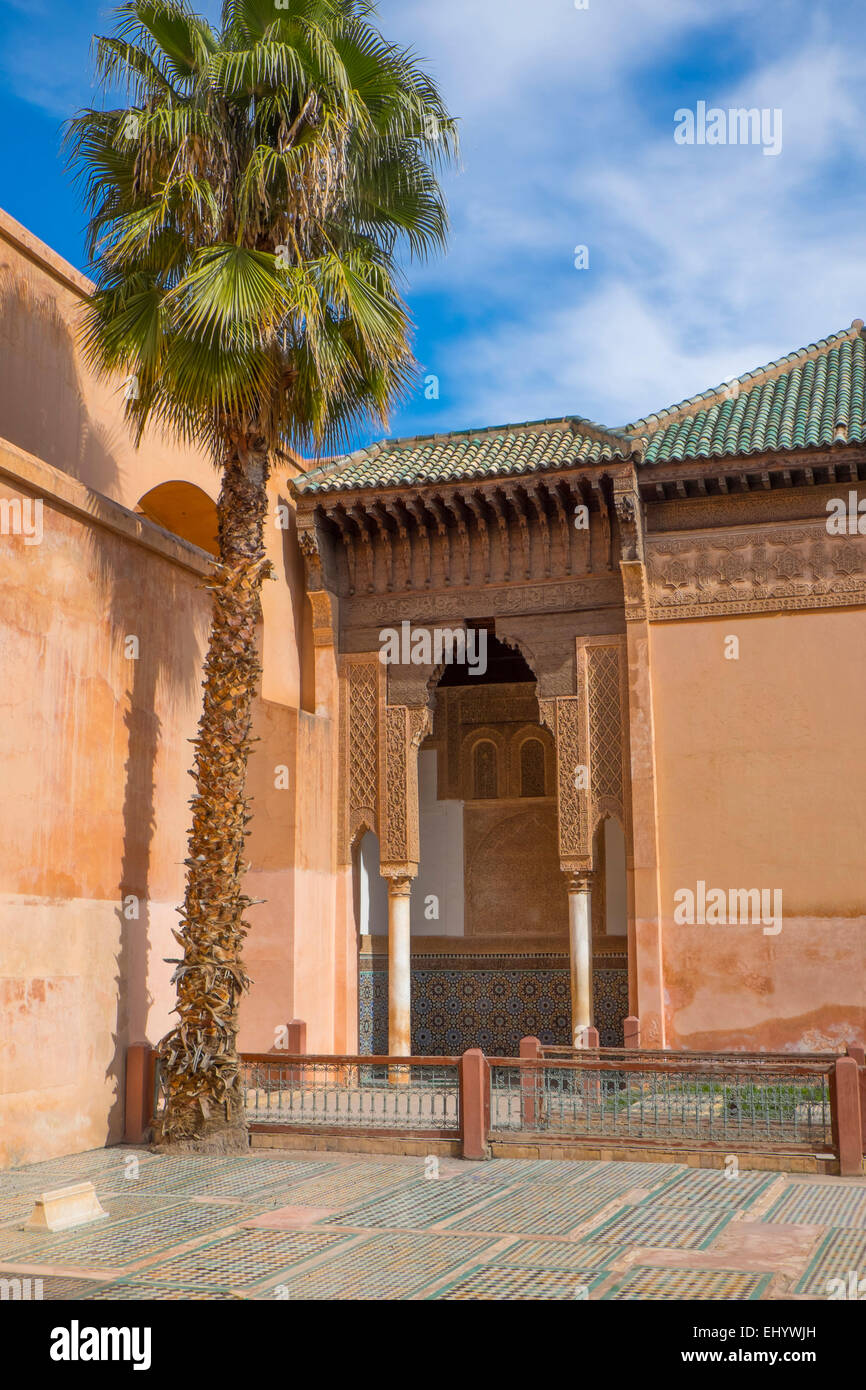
405,629,572,1054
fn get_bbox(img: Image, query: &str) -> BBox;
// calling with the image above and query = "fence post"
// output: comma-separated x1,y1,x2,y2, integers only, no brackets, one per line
285,1019,306,1087
832,1057,863,1177
125,1043,154,1144
624,1015,640,1049
460,1048,490,1161
845,1045,866,1153
583,1027,602,1107
519,1036,543,1129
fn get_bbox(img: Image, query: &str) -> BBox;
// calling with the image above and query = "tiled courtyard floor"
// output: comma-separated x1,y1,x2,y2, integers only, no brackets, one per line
1,1145,865,1300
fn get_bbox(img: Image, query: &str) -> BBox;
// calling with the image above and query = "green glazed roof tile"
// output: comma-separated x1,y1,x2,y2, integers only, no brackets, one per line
296,417,630,494
295,323,866,495
636,324,866,464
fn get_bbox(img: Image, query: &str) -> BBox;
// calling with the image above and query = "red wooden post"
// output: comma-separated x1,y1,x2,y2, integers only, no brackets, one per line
125,1043,154,1143
285,1019,306,1086
519,1035,543,1129
583,1027,601,1106
460,1048,490,1160
624,1015,640,1049
833,1057,863,1177
846,1045,866,1152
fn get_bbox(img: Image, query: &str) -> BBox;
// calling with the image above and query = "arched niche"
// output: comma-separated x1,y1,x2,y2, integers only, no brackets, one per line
353,828,388,938
137,481,219,556
592,815,628,938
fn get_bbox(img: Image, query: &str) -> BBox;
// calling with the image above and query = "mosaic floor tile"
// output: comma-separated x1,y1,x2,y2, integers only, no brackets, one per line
603,1265,772,1300
430,1264,603,1300
0,1194,40,1224
95,1158,237,1194
10,1275,112,1300
570,1161,687,1187
0,1192,189,1254
563,1163,685,1199
584,1204,732,1250
764,1183,866,1231
3,1146,862,1301
262,1230,495,1300
488,1237,619,1270
1,1202,259,1270
794,1229,866,1295
647,1168,775,1210
322,1176,514,1230
80,1281,245,1301
269,1166,419,1210
80,1192,190,1221
135,1228,351,1290
0,1150,157,1191
437,1183,622,1236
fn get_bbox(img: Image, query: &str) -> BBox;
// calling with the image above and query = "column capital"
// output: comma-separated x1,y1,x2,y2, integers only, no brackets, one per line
381,867,415,896
564,868,594,895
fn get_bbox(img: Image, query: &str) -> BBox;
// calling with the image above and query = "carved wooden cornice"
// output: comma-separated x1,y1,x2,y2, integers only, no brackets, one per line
638,444,866,504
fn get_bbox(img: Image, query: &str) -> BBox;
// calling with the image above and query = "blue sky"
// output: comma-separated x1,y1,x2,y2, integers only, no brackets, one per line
2,0,866,453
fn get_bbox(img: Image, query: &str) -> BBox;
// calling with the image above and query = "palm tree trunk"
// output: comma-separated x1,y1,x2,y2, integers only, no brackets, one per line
156,433,271,1149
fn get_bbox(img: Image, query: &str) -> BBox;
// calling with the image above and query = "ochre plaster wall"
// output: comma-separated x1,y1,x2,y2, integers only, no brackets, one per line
648,608,866,1051
0,212,342,1165
0,445,211,1165
0,209,217,511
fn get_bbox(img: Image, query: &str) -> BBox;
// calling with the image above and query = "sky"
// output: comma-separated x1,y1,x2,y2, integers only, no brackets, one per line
2,0,866,453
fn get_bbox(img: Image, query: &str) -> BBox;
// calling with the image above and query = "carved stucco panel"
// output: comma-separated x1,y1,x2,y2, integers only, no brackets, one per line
646,523,866,619
339,657,382,862
378,703,421,870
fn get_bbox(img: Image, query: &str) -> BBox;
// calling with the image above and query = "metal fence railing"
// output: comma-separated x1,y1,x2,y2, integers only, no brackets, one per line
239,1053,461,1134
138,1040,861,1171
489,1053,836,1151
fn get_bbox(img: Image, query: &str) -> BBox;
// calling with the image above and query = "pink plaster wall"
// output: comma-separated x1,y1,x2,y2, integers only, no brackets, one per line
0,212,343,1166
0,450,211,1164
648,609,866,1052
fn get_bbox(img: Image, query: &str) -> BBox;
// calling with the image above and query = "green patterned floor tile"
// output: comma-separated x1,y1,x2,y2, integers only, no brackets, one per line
429,1264,605,1299
0,1193,41,1224
94,1157,237,1195
794,1229,866,1295
646,1168,775,1211
0,1273,111,1300
584,1203,732,1250
436,1183,622,1236
260,1230,495,1300
80,1280,245,1301
269,1165,423,1210
489,1237,620,1270
764,1183,866,1230
322,1175,512,1230
0,1201,261,1270
135,1227,351,1290
0,1150,158,1195
603,1265,772,1300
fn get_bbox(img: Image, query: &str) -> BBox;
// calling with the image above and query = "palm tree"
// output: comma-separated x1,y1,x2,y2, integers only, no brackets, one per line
66,0,456,1148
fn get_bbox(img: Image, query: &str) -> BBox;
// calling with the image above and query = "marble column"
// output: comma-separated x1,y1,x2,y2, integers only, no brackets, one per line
386,874,414,1056
566,871,593,1046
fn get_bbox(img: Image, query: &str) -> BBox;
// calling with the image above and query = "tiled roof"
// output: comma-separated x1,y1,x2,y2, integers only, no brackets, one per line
629,323,866,464
295,322,866,495
295,418,629,494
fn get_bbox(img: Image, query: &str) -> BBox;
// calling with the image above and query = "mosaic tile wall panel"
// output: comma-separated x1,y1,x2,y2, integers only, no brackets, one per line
359,964,628,1054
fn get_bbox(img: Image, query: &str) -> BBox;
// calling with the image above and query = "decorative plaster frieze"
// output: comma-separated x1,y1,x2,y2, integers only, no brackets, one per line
646,522,866,619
